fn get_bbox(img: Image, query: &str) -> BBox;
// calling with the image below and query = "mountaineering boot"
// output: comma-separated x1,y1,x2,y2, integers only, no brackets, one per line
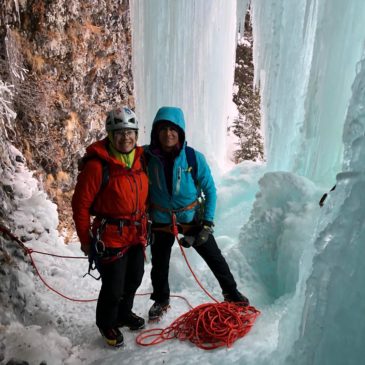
223,290,250,306
99,327,124,347
118,312,145,330
148,300,170,321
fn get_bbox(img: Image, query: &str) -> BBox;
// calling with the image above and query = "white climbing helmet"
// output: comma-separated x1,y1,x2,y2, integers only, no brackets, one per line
105,107,139,131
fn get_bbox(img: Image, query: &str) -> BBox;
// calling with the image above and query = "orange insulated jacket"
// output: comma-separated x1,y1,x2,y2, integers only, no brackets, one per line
72,138,149,251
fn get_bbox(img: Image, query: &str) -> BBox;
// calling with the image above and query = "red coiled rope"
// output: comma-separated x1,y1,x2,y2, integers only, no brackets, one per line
136,231,260,350
1,223,261,347
137,302,260,350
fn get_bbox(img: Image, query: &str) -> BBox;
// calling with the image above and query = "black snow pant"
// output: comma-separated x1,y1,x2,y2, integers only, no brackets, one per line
96,244,144,330
150,229,238,303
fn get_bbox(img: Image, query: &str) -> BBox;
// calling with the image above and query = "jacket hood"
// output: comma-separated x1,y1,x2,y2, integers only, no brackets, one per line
150,106,186,148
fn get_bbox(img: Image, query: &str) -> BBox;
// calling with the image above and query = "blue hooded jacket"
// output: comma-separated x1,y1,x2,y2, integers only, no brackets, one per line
145,106,217,224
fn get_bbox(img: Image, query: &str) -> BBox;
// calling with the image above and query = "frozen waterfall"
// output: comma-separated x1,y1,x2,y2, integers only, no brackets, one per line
130,1,365,364
130,0,239,172
252,0,365,185
250,1,365,364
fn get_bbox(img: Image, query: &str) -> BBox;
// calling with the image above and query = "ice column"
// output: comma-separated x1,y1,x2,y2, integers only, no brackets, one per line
251,0,365,185
130,0,237,171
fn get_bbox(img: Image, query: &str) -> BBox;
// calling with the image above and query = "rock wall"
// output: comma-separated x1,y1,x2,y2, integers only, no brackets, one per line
0,0,134,236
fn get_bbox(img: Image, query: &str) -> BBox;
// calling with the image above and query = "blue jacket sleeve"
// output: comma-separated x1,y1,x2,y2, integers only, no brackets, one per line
195,151,217,222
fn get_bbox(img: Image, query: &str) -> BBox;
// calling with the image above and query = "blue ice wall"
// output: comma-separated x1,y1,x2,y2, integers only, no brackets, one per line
130,1,365,364
251,0,365,186
250,1,365,364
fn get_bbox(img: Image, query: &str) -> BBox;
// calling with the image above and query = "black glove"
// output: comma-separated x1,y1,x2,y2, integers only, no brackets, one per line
194,221,214,247
179,235,196,248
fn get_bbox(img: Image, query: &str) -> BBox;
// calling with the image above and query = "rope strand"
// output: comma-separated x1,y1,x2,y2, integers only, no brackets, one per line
0,224,96,302
1,223,261,348
136,232,260,350
178,243,219,303
0,224,196,306
27,251,97,303
136,301,260,349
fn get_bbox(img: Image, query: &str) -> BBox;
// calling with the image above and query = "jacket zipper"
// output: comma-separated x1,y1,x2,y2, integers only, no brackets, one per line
155,165,162,191
176,167,182,195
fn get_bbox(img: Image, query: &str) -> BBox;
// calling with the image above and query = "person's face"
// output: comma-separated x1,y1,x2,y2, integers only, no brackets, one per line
113,129,137,153
158,125,179,151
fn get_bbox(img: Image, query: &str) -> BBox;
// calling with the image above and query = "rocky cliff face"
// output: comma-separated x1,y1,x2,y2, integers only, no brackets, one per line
0,0,134,236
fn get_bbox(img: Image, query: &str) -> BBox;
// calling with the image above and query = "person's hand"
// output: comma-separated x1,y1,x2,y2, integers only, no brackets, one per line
179,235,196,248
194,221,214,247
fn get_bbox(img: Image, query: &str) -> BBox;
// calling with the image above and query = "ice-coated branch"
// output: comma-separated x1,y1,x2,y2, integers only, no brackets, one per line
0,80,16,122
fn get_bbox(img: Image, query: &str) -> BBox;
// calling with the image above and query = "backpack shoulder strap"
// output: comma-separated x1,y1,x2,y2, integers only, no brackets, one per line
185,146,198,185
140,150,151,173
80,156,109,215
80,155,109,190
99,158,109,192
143,145,197,184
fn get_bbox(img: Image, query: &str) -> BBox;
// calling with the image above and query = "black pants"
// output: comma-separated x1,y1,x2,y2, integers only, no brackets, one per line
96,245,144,329
150,230,238,303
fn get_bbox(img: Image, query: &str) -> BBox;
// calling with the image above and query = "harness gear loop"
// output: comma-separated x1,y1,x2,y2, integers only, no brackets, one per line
85,214,149,280
84,218,107,280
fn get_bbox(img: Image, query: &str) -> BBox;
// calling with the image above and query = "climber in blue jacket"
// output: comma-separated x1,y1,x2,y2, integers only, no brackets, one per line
145,106,250,321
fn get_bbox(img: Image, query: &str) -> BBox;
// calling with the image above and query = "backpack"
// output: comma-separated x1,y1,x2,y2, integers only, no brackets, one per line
184,146,198,184
80,146,198,215
77,156,110,215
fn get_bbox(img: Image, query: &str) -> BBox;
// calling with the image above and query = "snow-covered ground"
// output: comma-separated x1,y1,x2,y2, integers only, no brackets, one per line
2,0,365,364
0,146,324,365
0,148,266,364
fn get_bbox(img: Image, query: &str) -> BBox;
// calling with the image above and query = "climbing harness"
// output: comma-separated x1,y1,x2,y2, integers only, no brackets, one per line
150,199,200,215
150,200,200,236
85,215,149,280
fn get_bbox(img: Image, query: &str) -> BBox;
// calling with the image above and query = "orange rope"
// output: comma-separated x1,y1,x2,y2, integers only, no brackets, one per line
0,224,195,306
28,249,88,260
2,222,261,348
136,302,260,349
27,251,98,303
136,231,261,350
178,243,219,303
0,225,98,302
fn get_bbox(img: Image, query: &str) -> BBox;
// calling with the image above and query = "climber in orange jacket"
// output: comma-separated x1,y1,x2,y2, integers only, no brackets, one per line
72,107,148,348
